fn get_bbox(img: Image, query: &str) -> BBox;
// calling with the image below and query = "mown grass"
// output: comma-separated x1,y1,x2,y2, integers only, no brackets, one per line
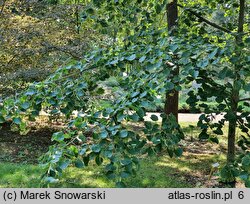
0,153,225,188
0,122,241,188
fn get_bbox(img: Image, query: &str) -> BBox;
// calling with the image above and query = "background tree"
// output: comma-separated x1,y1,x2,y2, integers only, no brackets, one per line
0,0,249,187
0,0,103,98
164,0,179,121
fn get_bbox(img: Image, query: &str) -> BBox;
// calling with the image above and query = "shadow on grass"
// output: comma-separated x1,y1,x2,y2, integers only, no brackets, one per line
0,151,225,188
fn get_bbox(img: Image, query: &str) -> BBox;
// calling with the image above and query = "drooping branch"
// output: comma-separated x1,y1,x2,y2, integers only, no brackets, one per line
40,42,83,60
177,4,232,34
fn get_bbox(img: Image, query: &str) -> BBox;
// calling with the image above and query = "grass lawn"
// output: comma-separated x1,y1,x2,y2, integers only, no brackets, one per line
0,122,243,188
0,153,225,188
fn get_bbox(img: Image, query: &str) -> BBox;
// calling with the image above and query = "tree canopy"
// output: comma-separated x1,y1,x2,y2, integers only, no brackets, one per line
0,0,249,187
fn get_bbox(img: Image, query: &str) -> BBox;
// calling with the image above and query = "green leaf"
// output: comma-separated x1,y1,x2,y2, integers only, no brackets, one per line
219,67,234,79
91,144,101,153
155,4,162,14
13,117,22,125
121,158,132,166
95,156,103,166
0,116,5,123
79,146,87,155
52,132,64,142
209,137,219,144
116,181,126,188
59,160,71,170
44,177,58,183
25,89,36,96
86,7,95,14
189,70,199,78
220,165,236,182
147,147,154,156
165,82,174,90
174,147,183,157
208,48,218,59
242,155,250,168
119,130,128,138
129,113,139,122
169,44,178,52
109,59,118,65
140,101,151,109
201,59,209,68
105,163,116,171
131,91,140,98
167,148,174,158
96,88,105,95
100,130,108,139
107,172,116,179
83,156,90,166
76,90,84,97
117,112,125,122
103,150,113,158
244,83,250,91
145,121,153,130
245,37,250,44
126,54,136,61
139,91,147,98
245,180,250,188
213,128,223,135
21,102,30,110
139,56,146,63
199,130,209,140
121,171,131,178
136,108,145,118
150,114,158,121
99,19,108,27
75,159,85,168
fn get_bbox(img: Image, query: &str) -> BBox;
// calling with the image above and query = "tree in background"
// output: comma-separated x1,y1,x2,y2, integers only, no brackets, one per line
0,0,249,187
164,0,179,121
0,0,103,98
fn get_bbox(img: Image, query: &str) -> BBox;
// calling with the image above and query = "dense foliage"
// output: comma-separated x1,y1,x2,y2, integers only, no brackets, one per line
0,0,249,187
0,0,102,97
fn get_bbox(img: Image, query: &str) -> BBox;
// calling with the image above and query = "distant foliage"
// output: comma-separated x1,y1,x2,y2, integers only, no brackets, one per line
0,0,249,187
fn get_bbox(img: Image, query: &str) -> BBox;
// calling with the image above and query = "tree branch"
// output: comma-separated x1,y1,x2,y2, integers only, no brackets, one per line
50,63,97,83
41,42,82,60
239,98,250,102
177,4,233,34
0,0,6,15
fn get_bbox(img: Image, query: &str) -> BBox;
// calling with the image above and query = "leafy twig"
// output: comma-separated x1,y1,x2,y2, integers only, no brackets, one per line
177,4,233,34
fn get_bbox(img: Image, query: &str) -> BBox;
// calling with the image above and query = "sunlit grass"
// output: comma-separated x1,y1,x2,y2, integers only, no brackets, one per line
0,152,226,188
0,122,237,188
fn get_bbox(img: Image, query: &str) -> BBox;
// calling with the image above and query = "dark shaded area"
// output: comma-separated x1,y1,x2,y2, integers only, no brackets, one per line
0,126,55,163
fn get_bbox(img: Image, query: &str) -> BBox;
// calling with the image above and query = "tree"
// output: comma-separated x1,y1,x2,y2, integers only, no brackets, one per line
164,0,179,122
180,0,249,186
0,0,249,187
0,0,102,98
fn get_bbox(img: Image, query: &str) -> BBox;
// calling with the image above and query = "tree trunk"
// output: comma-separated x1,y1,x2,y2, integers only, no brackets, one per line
167,1,178,32
225,0,245,188
227,89,239,164
164,67,179,122
164,0,179,122
227,0,245,165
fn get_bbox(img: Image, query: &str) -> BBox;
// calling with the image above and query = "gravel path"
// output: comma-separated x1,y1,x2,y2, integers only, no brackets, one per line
40,110,225,123
145,112,225,123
